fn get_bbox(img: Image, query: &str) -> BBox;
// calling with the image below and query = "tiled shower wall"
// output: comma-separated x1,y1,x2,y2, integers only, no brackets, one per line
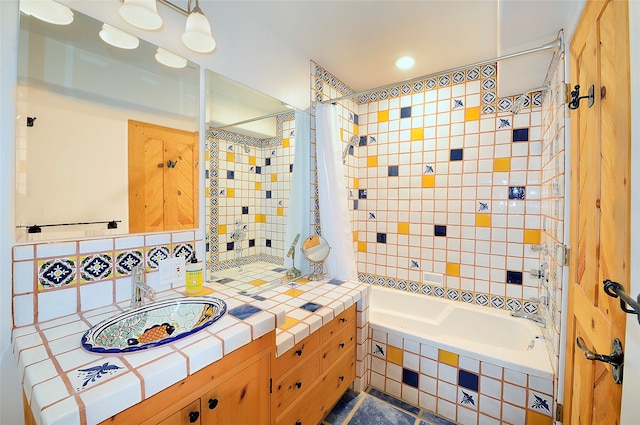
205,112,296,273
312,61,546,312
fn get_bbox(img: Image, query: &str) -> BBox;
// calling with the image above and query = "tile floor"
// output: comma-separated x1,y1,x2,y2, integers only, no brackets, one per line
322,387,457,425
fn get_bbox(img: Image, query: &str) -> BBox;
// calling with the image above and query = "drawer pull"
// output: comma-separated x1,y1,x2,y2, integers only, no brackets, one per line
296,421,302,425
295,381,302,389
208,398,218,410
189,411,200,423
339,343,345,348
339,375,345,381
340,317,346,323
295,349,303,356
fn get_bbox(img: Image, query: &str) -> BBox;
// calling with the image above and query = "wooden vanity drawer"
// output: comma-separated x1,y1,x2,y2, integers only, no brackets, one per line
272,354,321,418
276,346,355,425
321,305,356,343
273,331,320,380
321,330,355,372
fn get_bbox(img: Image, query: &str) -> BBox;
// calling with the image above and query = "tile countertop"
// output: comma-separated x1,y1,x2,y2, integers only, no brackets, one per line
12,276,367,425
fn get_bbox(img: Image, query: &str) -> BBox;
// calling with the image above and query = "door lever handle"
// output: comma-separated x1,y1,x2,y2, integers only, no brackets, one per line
576,336,624,384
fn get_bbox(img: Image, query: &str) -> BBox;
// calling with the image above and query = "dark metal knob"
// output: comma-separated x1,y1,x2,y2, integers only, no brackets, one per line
339,342,345,348
295,349,303,356
295,381,302,389
339,375,345,381
295,421,302,425
340,317,346,323
189,411,200,423
208,398,218,410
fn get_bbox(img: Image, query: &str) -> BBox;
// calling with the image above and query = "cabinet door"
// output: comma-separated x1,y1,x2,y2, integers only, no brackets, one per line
157,399,201,425
201,354,270,425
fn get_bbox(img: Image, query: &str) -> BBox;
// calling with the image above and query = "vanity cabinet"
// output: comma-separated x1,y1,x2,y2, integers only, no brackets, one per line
272,305,356,425
100,332,273,425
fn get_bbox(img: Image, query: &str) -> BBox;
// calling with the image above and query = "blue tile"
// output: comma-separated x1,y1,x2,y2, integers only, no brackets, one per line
348,395,415,425
388,165,399,176
251,295,266,301
353,200,358,210
226,242,234,251
450,149,464,161
401,106,412,118
266,191,272,199
265,158,271,166
507,270,523,285
402,368,419,388
324,389,362,425
216,278,234,284
509,186,526,200
228,304,262,320
242,206,249,214
354,114,359,125
272,267,286,272
266,239,272,247
328,278,345,285
458,370,479,392
226,170,234,179
205,169,209,179
289,163,294,172
367,388,420,415
255,166,262,174
300,302,323,312
249,239,255,247
513,128,529,142
421,410,457,425
358,189,367,199
359,136,368,146
376,233,387,243
434,225,447,237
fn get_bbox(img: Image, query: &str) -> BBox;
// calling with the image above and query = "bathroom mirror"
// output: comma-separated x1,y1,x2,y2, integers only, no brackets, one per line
302,236,331,281
15,4,199,241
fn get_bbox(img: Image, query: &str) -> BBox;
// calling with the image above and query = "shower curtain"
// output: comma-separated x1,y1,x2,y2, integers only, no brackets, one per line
284,110,311,274
315,103,358,281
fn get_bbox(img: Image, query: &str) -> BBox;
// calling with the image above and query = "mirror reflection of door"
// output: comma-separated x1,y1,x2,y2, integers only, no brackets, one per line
128,120,199,233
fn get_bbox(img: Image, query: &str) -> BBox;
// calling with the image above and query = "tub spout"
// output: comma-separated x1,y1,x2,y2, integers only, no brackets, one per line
510,310,546,326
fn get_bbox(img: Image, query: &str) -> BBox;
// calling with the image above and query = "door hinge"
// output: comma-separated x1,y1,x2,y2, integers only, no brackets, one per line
556,403,564,422
563,246,570,266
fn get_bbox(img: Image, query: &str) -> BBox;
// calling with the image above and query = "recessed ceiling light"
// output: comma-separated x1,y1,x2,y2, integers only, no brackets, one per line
395,56,415,70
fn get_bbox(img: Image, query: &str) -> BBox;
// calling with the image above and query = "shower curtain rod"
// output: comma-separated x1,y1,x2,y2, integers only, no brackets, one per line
319,36,563,104
214,109,292,131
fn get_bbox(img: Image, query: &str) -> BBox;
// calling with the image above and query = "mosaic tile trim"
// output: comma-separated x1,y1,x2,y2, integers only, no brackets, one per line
80,253,113,283
209,254,284,272
38,257,78,289
358,273,538,314
209,111,294,148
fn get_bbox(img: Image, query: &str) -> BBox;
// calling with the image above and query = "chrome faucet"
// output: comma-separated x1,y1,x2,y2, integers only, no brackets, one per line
510,297,546,326
131,265,155,308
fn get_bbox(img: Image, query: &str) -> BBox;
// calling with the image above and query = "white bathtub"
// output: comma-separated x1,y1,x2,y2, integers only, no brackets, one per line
369,285,553,380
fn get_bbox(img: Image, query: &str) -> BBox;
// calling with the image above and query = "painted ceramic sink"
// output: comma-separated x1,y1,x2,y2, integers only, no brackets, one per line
81,296,227,354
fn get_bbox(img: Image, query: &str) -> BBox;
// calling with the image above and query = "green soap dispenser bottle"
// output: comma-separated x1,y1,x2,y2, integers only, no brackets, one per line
185,253,203,295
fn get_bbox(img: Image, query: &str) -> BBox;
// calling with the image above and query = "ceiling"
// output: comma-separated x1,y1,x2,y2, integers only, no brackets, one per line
185,0,581,96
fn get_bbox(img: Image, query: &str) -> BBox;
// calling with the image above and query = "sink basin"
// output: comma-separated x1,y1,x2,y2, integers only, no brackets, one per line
81,296,227,354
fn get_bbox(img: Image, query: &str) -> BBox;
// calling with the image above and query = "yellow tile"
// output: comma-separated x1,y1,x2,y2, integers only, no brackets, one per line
227,188,234,198
524,229,542,244
340,128,344,140
277,207,284,216
398,222,410,235
255,182,261,190
218,224,227,235
465,106,481,121
293,277,310,284
182,286,214,297
279,316,298,330
205,151,210,161
367,156,378,167
358,242,367,252
411,128,424,141
248,279,267,287
476,213,491,227
378,110,389,122
249,156,256,165
493,158,511,172
438,349,459,367
526,410,553,425
354,178,359,189
446,263,460,277
271,173,278,182
282,138,290,148
256,214,266,223
353,231,358,242
284,289,304,297
354,124,359,135
387,346,403,366
226,152,235,162
422,175,435,188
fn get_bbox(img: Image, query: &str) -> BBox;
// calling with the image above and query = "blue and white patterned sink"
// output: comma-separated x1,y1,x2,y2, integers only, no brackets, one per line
81,296,227,354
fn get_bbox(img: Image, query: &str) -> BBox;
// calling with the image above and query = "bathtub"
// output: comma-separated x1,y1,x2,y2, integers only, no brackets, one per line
370,285,553,379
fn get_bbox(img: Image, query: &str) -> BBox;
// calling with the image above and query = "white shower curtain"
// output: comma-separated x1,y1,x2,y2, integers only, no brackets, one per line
315,103,358,281
284,110,311,274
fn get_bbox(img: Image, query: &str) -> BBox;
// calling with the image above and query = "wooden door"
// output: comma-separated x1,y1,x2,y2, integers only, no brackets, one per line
128,120,199,233
564,0,630,424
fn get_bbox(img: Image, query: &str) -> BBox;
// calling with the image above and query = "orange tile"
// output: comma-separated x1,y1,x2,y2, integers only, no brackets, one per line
256,214,266,223
354,124,359,135
358,242,367,252
249,279,267,286
476,213,491,227
279,316,298,330
226,152,235,162
367,156,378,167
271,173,278,182
465,106,481,121
422,175,435,188
439,349,459,367
218,224,227,235
354,178,359,188
387,346,403,366
283,138,290,148
227,188,235,198
526,410,553,425
378,110,389,122
524,229,542,244
493,158,511,172
446,263,460,277
398,222,410,235
353,231,358,242
277,207,284,216
411,128,424,141
284,289,304,297
293,277,310,284
255,182,261,190
249,156,256,165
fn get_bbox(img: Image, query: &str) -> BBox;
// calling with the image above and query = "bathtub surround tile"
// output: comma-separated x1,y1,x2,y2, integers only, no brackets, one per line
402,368,419,388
